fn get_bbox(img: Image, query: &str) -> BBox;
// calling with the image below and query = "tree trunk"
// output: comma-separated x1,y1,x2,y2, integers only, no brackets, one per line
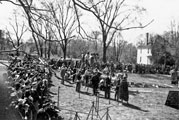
44,40,47,58
113,40,116,62
32,34,40,56
103,42,107,63
94,40,98,52
116,44,119,62
40,43,43,57
63,48,66,60
16,40,20,56
38,39,43,57
34,39,40,56
62,43,67,60
102,34,107,63
175,52,179,72
48,41,51,59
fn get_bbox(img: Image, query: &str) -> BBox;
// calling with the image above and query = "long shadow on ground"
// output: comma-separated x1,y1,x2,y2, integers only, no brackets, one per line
122,103,149,112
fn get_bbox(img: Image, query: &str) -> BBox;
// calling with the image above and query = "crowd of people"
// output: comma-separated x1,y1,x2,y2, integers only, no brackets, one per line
57,52,130,104
116,63,174,75
134,64,173,74
6,51,177,119
44,51,178,107
7,54,61,120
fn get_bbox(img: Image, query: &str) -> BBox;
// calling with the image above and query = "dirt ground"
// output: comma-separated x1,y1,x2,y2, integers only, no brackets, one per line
51,72,179,120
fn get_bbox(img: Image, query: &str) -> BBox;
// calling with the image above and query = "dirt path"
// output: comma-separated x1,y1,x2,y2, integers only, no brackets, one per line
0,66,22,120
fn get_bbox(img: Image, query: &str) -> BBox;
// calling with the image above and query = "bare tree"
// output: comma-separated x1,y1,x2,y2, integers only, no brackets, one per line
169,20,179,71
42,0,78,59
0,0,77,59
73,0,153,63
6,10,27,56
31,16,54,58
92,31,100,52
1,0,152,62
0,0,58,57
116,39,127,62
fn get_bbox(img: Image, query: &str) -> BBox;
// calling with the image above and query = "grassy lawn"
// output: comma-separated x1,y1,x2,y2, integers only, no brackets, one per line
51,72,179,120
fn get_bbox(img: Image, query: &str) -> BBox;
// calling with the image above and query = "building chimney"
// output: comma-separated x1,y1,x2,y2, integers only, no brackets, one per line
146,33,149,45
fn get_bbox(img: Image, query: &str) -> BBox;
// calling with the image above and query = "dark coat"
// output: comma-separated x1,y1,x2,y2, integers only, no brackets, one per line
119,80,129,101
91,73,100,88
105,76,111,87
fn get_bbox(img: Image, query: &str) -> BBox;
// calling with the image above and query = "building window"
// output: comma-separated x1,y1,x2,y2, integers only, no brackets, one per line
140,57,142,62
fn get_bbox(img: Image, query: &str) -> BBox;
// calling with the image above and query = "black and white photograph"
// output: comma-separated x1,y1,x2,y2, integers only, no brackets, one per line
0,0,178,120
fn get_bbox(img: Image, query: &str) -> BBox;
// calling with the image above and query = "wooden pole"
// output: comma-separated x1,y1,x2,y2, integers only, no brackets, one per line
96,92,99,117
57,86,60,108
91,102,94,120
106,108,109,120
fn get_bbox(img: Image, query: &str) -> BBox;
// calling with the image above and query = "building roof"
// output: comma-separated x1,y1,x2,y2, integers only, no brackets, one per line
137,45,151,49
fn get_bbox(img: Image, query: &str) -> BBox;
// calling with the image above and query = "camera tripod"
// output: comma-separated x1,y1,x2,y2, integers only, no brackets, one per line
73,112,81,120
86,100,100,120
100,107,112,120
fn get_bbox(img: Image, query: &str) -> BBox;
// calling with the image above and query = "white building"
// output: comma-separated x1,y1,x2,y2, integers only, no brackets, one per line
137,45,152,65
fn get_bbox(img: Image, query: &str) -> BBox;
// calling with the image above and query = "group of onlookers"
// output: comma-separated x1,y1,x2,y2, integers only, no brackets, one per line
7,54,60,120
58,60,130,104
6,51,179,120
114,70,129,103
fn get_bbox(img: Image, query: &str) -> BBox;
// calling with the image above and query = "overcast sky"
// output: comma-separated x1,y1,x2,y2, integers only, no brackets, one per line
0,0,179,45
124,0,179,44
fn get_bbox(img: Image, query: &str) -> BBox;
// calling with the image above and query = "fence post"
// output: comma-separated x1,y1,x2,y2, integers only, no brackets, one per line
91,102,94,120
96,92,99,117
86,101,95,120
106,108,109,120
57,86,60,108
74,112,77,120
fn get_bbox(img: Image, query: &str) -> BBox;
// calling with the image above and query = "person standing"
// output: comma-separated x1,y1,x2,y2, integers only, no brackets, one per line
76,70,82,92
119,70,129,104
81,53,85,63
84,68,90,85
60,64,66,85
105,72,111,99
91,70,101,95
85,52,90,67
115,74,122,101
72,67,77,82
